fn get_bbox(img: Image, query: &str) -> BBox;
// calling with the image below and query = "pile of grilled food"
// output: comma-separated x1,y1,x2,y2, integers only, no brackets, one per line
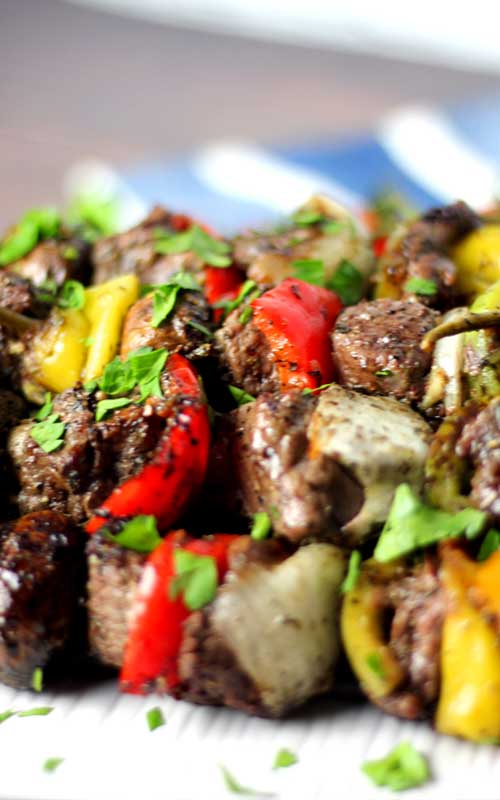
1,190,500,745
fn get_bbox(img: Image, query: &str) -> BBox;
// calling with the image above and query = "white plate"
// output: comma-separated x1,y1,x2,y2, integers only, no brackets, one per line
1,678,499,799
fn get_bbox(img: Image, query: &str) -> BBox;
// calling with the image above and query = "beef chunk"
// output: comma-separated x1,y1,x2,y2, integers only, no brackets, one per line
215,310,278,397
0,511,84,688
120,291,212,360
8,386,175,524
379,201,480,307
92,207,202,286
86,535,146,668
332,299,439,402
178,543,346,717
9,237,90,289
456,398,500,518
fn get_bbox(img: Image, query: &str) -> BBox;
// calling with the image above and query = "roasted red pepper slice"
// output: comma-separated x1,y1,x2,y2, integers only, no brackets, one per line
204,265,243,307
251,277,342,391
86,355,209,534
120,531,239,694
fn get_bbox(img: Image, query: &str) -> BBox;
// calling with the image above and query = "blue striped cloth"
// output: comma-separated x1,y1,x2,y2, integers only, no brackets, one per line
74,92,500,233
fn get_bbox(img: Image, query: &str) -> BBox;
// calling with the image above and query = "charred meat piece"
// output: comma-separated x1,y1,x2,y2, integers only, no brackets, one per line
456,397,500,519
120,291,212,361
215,309,279,397
179,541,346,717
233,194,373,289
9,236,90,289
8,385,175,524
0,511,84,689
379,200,480,307
87,535,146,668
332,299,439,402
92,207,202,286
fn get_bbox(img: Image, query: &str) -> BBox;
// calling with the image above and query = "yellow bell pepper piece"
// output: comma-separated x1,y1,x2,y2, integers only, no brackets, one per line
82,274,139,382
437,546,500,742
341,561,405,699
452,224,500,298
28,308,89,394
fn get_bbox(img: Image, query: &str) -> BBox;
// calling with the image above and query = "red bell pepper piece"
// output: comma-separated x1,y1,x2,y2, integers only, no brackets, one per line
86,354,210,534
120,531,239,694
250,277,342,391
373,235,387,258
204,265,243,308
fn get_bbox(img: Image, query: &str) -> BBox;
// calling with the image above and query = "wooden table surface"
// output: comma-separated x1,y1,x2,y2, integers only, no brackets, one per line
1,0,499,226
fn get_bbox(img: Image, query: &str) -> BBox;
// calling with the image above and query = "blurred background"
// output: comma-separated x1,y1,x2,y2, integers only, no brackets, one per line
1,0,500,227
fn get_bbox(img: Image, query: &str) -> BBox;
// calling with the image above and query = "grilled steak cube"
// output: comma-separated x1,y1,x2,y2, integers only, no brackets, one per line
0,511,84,689
215,309,278,397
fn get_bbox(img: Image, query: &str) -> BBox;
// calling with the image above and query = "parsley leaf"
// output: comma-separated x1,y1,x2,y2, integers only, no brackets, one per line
273,748,298,769
0,208,60,266
128,348,167,400
292,259,324,286
103,515,162,553
43,757,64,773
302,382,333,395
239,306,253,325
186,320,214,339
62,245,78,260
374,368,393,377
150,271,202,328
403,277,437,296
31,414,65,453
214,280,258,316
362,741,430,792
250,512,272,541
292,209,324,226
66,189,119,239
327,260,364,306
31,667,43,693
18,707,53,717
219,765,275,797
229,385,255,406
478,529,500,561
35,392,53,421
341,550,361,593
365,653,385,680
155,225,232,267
95,397,132,422
374,484,487,563
169,549,218,611
0,710,15,724
58,280,85,310
98,357,135,396
146,706,166,731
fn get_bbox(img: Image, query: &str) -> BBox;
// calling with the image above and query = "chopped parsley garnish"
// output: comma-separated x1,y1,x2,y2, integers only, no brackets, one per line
18,707,54,717
219,765,275,797
186,320,213,339
34,392,53,421
103,515,162,554
229,385,255,406
31,414,65,453
95,397,132,422
328,260,364,306
239,305,253,325
214,280,259,317
292,209,324,226
250,512,272,541
43,757,64,773
150,271,202,328
58,279,85,310
170,550,218,611
403,277,438,296
146,706,166,732
0,207,60,266
62,245,78,260
31,667,43,693
478,529,500,561
374,368,393,377
292,259,324,286
97,356,136,396
128,348,168,400
155,225,232,267
66,189,120,239
341,550,361,593
371,189,416,236
302,382,333,395
362,741,430,792
0,710,15,724
374,484,487,563
365,653,385,680
273,748,298,769
95,347,168,414
322,219,351,235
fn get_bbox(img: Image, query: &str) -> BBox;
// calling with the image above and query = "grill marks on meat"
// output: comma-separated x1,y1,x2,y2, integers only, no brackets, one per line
92,207,201,286
0,511,84,689
332,299,439,402
379,201,481,307
8,387,173,523
221,392,363,541
120,292,212,361
215,310,279,397
456,398,500,518
87,535,146,668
